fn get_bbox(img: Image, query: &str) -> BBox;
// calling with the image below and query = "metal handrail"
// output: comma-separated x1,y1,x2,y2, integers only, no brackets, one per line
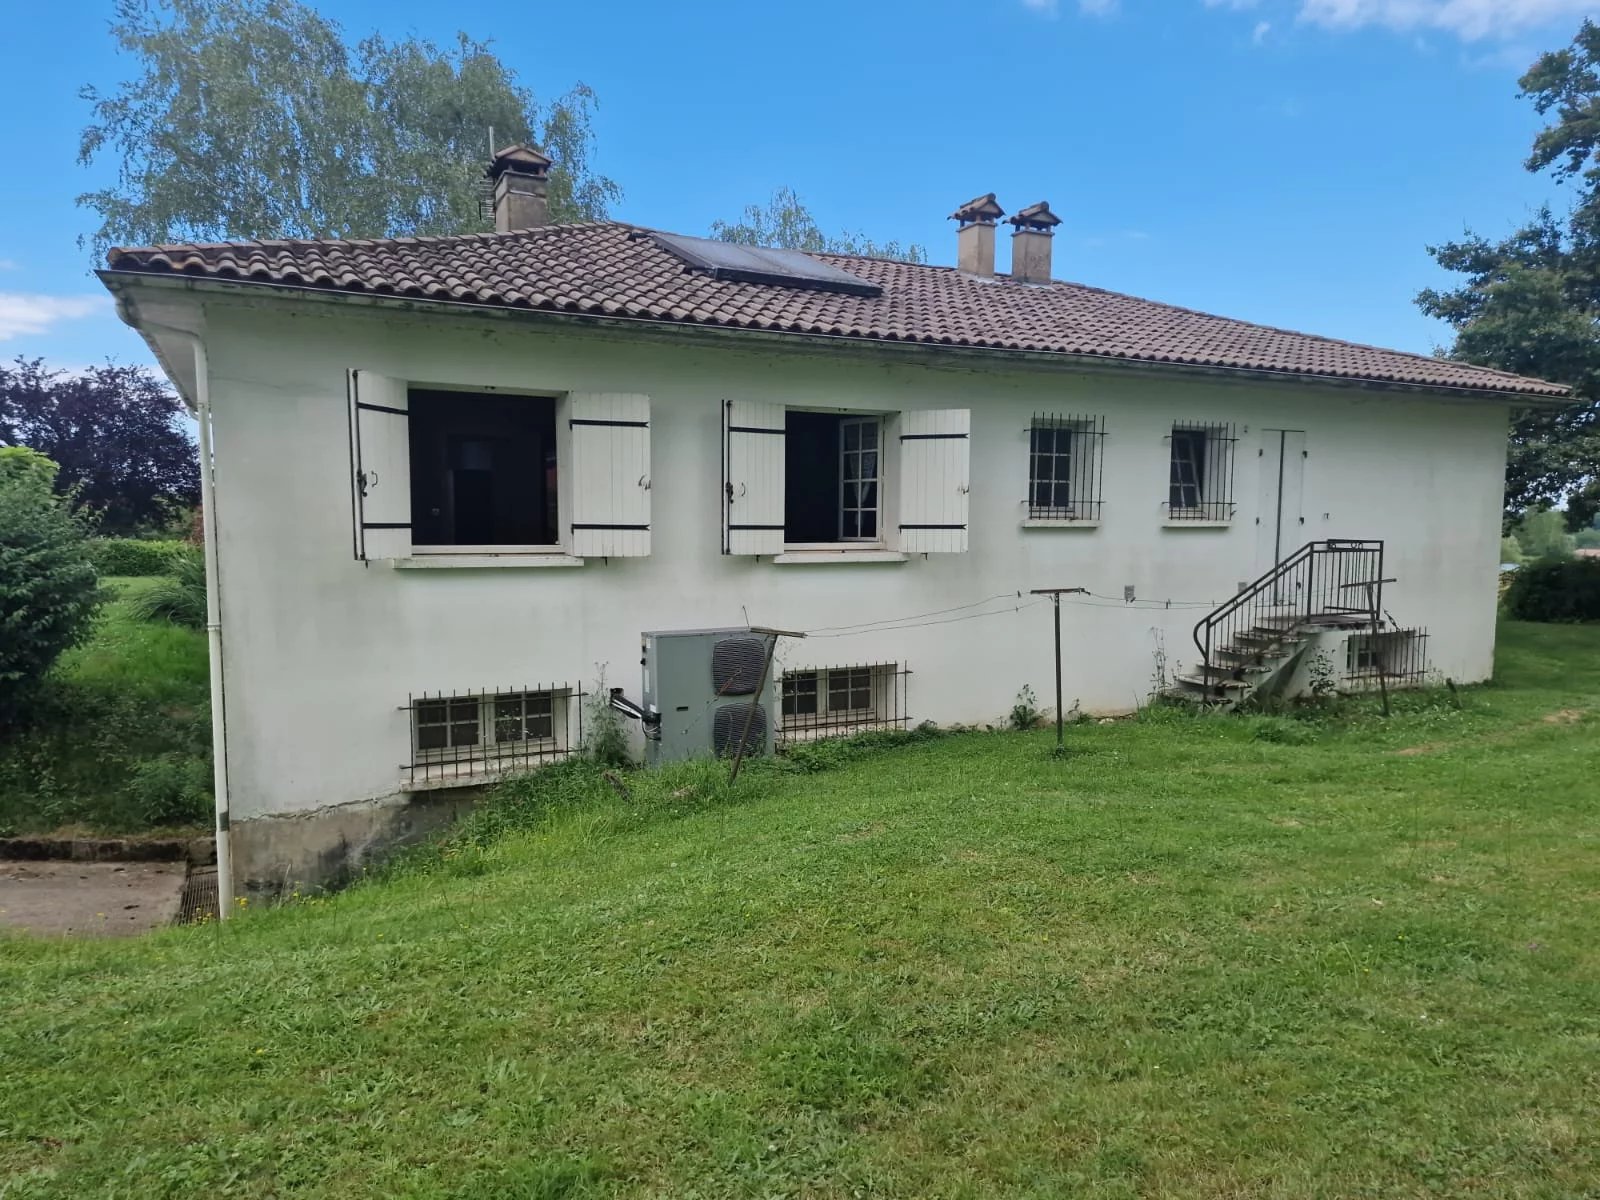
1192,539,1385,699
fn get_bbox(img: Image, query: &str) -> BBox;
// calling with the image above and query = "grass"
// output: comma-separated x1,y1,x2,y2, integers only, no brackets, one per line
0,577,212,835
2,621,1598,1197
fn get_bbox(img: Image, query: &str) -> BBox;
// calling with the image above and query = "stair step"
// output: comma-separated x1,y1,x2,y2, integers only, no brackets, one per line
1176,673,1251,691
1215,645,1281,662
1191,661,1272,680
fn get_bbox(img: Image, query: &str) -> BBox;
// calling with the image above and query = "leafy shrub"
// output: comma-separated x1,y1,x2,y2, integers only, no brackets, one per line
123,752,213,826
1248,716,1317,745
1503,558,1600,622
86,537,187,577
127,546,207,627
0,449,104,717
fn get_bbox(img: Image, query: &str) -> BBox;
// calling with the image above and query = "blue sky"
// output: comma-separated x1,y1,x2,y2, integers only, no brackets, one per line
0,0,1592,376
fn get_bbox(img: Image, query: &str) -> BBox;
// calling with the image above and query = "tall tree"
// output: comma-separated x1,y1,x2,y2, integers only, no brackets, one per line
0,359,200,534
78,0,620,253
1418,19,1600,527
712,186,928,263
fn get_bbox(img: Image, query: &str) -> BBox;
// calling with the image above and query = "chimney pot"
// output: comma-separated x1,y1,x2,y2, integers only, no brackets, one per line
1007,201,1062,284
487,143,553,232
950,192,1005,278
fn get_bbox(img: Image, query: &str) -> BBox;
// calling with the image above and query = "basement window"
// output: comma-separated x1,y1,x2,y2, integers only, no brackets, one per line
408,389,558,549
1027,413,1105,521
404,685,577,786
1345,629,1428,684
784,412,882,544
1165,422,1237,522
778,663,909,744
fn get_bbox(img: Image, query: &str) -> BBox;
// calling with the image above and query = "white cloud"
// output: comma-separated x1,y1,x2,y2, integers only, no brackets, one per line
1204,0,1264,8
1253,18,1273,40
0,293,108,342
1298,0,1595,41
1021,0,1059,13
0,260,18,272
1078,0,1118,12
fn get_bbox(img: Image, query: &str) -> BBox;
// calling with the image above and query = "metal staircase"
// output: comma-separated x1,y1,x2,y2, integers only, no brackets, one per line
1172,540,1387,710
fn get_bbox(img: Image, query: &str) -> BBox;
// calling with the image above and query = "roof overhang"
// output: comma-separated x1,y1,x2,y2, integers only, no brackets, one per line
99,269,1573,409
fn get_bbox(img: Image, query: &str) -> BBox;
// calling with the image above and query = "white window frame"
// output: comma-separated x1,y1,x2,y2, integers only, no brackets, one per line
784,409,892,553
837,416,883,542
411,689,568,769
1165,422,1237,523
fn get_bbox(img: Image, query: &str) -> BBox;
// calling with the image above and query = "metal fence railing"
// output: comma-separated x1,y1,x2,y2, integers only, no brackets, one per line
400,683,583,786
777,663,910,747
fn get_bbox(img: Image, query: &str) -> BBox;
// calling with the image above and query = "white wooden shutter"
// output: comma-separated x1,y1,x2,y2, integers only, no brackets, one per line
723,399,786,556
897,408,971,554
348,370,412,561
567,393,651,558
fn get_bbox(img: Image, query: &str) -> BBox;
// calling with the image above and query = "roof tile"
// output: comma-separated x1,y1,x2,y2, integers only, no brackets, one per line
102,223,1566,398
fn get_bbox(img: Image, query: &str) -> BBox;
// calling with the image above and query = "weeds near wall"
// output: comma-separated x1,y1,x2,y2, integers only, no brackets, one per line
1009,685,1040,731
1305,649,1338,704
583,667,632,768
1148,629,1171,703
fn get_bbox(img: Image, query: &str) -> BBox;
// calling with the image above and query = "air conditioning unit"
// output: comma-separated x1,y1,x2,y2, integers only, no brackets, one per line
640,627,777,765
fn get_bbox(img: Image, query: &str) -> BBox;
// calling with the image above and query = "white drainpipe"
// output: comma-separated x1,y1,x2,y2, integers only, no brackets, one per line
115,309,234,917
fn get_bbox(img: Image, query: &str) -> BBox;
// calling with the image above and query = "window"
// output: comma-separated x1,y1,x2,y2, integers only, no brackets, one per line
1165,422,1237,521
1345,629,1428,683
784,411,882,543
405,686,576,785
1028,413,1105,521
778,663,909,743
409,390,557,548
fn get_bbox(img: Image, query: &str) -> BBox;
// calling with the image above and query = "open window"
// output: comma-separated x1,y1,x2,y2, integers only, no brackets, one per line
721,402,968,556
348,373,650,561
1165,421,1237,522
784,411,883,544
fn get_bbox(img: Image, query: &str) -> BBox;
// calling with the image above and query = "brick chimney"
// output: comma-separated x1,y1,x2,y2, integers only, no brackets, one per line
487,144,553,232
950,193,1005,278
1008,202,1062,284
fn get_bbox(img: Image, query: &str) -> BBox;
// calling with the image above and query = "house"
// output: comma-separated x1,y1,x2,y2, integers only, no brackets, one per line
101,145,1567,902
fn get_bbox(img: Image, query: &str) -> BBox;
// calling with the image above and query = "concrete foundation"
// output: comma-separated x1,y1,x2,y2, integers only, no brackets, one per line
231,786,482,899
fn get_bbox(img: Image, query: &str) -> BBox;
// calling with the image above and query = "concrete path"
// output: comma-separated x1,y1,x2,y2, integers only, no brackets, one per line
0,861,186,937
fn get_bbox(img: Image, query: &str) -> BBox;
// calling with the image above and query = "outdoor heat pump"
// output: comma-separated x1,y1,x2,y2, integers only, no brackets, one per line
640,627,778,765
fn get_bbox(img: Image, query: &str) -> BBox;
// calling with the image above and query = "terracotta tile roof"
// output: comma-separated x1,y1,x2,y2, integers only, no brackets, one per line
103,222,1567,398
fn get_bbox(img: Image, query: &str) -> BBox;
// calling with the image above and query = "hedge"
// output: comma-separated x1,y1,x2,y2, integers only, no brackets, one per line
1503,558,1600,623
86,538,188,577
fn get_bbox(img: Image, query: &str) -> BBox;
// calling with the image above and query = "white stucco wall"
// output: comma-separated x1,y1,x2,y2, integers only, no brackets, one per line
157,293,1508,824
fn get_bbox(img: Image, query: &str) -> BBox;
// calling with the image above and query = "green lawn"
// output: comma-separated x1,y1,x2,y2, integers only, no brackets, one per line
3,622,1598,1198
0,577,211,835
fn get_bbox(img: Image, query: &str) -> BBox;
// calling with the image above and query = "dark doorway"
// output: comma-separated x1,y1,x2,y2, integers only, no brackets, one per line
409,390,557,546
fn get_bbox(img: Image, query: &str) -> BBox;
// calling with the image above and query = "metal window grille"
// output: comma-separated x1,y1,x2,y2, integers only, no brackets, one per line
1028,413,1105,520
777,663,910,746
1345,628,1429,686
1165,422,1237,521
401,683,583,785
839,416,882,540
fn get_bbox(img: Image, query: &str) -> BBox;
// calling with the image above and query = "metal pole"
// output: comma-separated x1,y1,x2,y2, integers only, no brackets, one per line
1052,594,1064,753
1029,588,1086,753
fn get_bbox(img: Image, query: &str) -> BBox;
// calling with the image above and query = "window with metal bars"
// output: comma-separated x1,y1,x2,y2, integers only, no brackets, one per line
1165,422,1237,521
1028,414,1105,521
402,684,580,785
1345,629,1428,684
778,663,910,744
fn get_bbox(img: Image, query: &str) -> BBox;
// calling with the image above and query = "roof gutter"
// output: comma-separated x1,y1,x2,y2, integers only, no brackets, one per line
111,295,235,917
98,270,1573,407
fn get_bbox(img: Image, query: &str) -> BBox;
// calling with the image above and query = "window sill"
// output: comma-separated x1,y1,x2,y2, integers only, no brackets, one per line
773,550,909,565
1160,519,1234,530
392,553,586,569
1021,518,1101,530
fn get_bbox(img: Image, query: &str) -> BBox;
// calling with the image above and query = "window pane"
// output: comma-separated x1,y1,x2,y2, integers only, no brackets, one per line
859,511,877,538
417,723,448,751
860,422,879,449
783,673,819,716
859,451,878,481
841,510,860,539
860,481,877,509
843,421,860,451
